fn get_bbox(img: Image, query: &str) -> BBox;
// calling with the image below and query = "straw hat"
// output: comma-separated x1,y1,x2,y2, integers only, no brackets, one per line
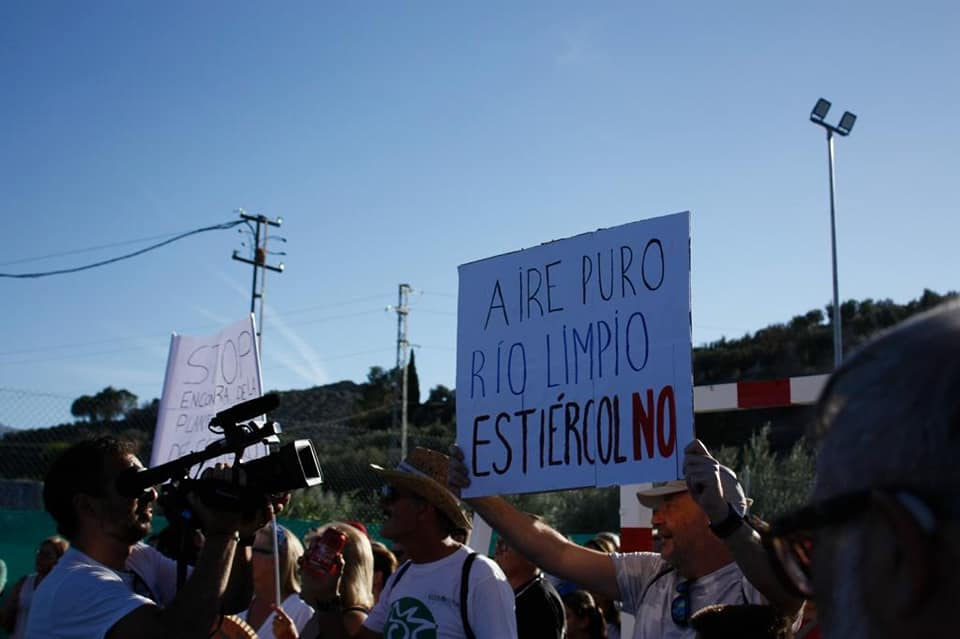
210,615,257,639
371,447,471,532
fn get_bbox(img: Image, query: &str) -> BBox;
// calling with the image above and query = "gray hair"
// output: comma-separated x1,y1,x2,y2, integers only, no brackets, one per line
812,300,960,500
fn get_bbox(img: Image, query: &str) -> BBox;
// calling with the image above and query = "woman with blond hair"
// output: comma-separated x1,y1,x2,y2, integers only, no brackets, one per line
239,524,313,639
2,536,68,639
272,522,374,639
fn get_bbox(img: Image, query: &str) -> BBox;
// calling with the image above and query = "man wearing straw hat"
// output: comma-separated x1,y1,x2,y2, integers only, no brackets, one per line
357,447,517,639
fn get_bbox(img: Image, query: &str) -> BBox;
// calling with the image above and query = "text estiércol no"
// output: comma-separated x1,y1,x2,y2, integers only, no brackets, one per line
466,241,680,477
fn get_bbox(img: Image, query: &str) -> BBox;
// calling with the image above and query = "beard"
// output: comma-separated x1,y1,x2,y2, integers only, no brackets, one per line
818,525,874,639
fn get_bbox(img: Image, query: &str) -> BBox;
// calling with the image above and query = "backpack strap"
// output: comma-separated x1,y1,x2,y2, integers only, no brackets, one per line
460,552,478,639
391,559,413,588
392,553,477,638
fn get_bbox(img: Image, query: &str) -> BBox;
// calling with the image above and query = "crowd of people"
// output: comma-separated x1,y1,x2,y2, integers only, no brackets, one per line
1,301,957,638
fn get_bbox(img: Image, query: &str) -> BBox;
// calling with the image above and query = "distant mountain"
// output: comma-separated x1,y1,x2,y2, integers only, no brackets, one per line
0,422,15,437
269,380,363,425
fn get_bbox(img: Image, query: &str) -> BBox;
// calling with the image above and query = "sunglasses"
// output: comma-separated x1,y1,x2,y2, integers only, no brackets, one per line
379,484,423,502
671,580,693,627
757,487,960,598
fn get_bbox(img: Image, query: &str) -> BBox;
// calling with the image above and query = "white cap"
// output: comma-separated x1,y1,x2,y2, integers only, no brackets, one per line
636,464,749,516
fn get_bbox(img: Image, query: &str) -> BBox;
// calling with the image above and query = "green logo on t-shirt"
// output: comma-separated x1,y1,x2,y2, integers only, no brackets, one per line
384,596,439,639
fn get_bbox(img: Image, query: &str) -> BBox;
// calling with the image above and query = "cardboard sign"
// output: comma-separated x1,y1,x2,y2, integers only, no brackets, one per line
456,212,693,497
150,315,271,469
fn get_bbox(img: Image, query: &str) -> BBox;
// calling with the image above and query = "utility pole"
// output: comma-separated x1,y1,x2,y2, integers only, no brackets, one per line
392,283,412,458
232,209,285,352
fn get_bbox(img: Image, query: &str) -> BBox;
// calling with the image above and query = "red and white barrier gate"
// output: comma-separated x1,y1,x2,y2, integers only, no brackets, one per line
619,373,828,552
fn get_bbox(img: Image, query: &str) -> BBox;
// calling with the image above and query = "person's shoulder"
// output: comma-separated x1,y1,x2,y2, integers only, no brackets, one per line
539,573,562,599
126,542,173,571
464,549,505,579
611,550,666,573
129,542,162,559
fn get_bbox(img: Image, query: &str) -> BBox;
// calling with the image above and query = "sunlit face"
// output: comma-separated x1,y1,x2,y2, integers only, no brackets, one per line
94,454,156,545
650,491,708,567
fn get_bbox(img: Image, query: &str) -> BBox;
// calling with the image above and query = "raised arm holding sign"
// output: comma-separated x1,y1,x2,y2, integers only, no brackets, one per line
450,213,801,639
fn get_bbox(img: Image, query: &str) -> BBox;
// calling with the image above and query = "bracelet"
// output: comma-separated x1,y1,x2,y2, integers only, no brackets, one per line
342,605,370,615
708,502,744,539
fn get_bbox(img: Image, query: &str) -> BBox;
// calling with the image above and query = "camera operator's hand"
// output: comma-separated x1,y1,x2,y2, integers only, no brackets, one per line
237,492,292,539
187,464,245,536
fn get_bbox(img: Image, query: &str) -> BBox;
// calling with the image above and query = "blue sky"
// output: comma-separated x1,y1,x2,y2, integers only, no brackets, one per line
2,1,957,429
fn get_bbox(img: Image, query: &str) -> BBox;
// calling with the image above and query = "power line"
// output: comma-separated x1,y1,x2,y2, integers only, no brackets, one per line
0,227,215,267
0,296,393,359
0,220,244,279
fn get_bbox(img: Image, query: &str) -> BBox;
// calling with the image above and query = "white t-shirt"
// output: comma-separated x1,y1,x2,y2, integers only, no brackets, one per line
240,592,314,639
612,552,764,639
364,545,517,639
25,544,180,639
10,573,38,639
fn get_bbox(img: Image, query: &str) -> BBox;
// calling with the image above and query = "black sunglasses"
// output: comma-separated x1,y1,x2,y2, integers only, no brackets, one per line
671,580,693,627
757,487,960,598
379,484,424,502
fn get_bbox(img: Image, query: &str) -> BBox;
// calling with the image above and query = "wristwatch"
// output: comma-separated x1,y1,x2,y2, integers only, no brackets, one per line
708,502,744,539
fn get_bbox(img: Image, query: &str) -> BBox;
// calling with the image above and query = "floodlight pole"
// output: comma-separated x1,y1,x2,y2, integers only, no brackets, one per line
825,128,842,369
810,100,855,369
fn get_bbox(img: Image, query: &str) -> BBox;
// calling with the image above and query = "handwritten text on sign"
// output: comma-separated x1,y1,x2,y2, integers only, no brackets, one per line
150,315,269,469
456,212,693,496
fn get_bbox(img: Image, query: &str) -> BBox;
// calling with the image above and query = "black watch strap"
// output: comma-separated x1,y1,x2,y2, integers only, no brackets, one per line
708,502,744,539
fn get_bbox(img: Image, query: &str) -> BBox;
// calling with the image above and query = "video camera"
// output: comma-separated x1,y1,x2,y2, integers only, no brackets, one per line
116,393,322,517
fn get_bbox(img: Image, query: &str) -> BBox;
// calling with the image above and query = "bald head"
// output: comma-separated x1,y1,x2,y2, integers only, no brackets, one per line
811,300,960,639
813,300,960,500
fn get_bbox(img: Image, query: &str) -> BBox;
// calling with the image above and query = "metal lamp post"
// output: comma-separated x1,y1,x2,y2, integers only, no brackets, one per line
810,98,857,369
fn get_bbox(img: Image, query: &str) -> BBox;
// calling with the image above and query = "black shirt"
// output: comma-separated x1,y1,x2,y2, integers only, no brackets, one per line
514,573,566,639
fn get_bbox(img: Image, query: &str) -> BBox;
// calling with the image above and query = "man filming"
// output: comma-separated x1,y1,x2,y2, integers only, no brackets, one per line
26,436,285,639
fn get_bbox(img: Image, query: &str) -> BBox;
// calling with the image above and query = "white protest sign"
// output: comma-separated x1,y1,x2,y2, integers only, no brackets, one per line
456,212,693,497
150,315,271,469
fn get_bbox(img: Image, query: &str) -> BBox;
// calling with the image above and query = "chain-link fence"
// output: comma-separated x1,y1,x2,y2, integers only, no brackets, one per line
0,388,454,528
0,388,817,530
